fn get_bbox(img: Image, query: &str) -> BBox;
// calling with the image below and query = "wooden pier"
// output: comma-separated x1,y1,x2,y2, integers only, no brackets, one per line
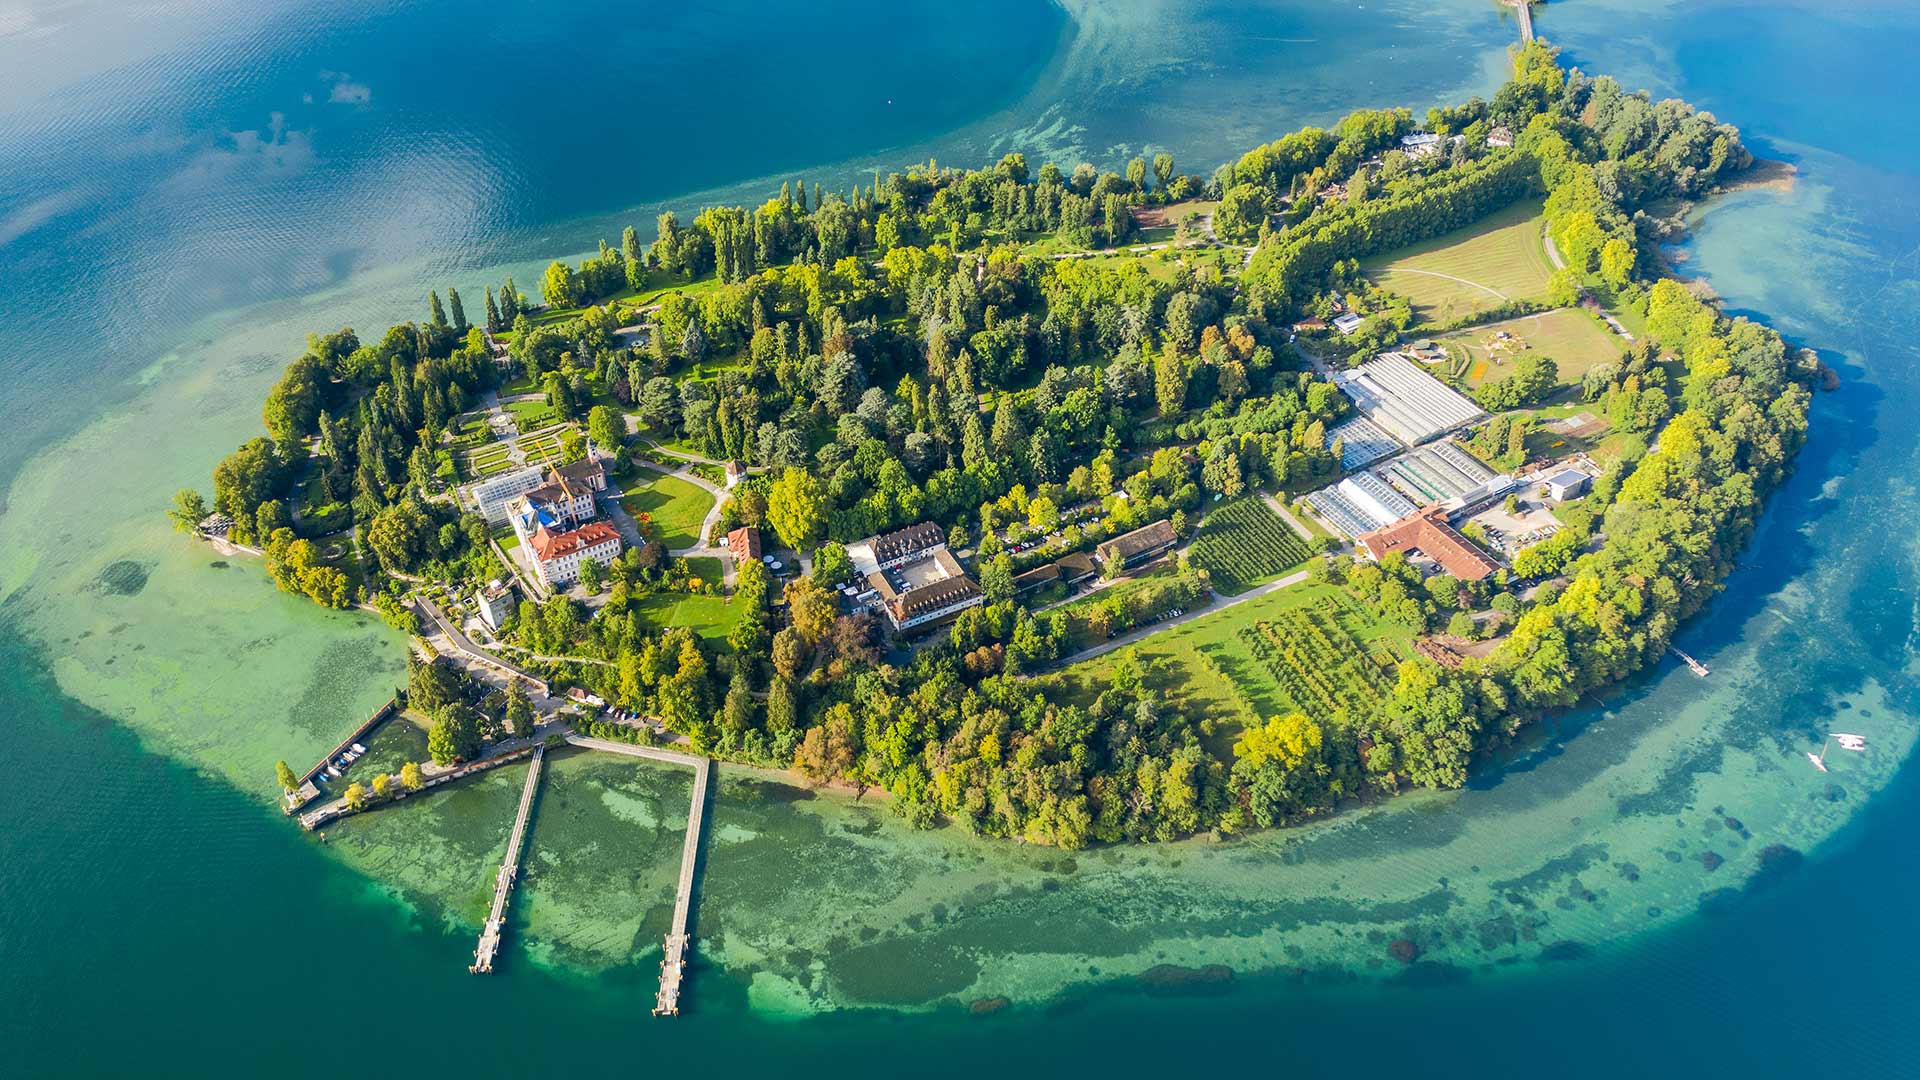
1511,0,1535,43
562,734,710,1016
472,743,546,974
1671,646,1710,678
655,755,709,1015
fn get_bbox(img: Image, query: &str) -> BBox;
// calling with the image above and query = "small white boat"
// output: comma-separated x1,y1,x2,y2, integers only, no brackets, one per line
327,765,343,778
1806,751,1828,773
351,743,368,754
1831,733,1867,751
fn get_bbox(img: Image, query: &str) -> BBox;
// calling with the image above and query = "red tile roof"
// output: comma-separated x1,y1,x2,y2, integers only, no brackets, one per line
727,525,763,563
1358,508,1500,582
530,520,621,562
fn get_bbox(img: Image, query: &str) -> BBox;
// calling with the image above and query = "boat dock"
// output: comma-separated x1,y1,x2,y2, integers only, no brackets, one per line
562,734,710,1016
655,755,709,1015
298,742,539,830
1672,646,1710,677
471,743,546,974
285,696,400,814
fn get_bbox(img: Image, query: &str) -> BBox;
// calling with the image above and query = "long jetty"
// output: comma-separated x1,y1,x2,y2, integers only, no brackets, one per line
1512,0,1535,42
1671,646,1710,678
563,734,710,1016
472,743,546,974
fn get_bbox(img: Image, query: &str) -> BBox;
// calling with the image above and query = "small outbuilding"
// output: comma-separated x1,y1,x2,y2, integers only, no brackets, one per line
1543,469,1592,503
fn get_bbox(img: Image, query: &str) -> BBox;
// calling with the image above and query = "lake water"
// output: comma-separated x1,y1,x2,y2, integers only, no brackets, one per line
2,0,1917,1074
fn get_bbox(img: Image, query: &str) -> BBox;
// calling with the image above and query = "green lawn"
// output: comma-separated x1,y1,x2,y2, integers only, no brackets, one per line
444,415,493,449
684,556,724,588
1362,200,1554,323
519,268,729,332
1436,307,1626,390
505,399,562,431
620,467,714,549
633,593,742,643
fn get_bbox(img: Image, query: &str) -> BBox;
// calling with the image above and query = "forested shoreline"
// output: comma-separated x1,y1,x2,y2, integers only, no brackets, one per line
179,41,1810,848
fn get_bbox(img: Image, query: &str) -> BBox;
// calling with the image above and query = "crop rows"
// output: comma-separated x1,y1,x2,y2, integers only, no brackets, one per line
1235,599,1397,720
1190,497,1313,594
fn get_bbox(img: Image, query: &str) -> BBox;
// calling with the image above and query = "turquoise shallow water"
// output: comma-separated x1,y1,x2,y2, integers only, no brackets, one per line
2,0,1918,1074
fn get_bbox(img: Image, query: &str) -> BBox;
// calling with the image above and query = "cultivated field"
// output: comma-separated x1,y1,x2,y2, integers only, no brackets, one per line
620,467,714,548
1362,200,1554,323
1436,307,1625,389
1188,496,1312,594
1049,583,1413,744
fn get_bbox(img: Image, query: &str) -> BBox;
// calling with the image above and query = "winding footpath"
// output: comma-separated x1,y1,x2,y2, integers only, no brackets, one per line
1052,567,1313,668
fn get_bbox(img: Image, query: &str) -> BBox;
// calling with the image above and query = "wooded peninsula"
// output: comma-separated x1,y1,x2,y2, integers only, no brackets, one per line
179,41,1816,849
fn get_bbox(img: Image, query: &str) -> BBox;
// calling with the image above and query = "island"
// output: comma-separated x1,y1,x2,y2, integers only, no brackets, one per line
173,38,1818,989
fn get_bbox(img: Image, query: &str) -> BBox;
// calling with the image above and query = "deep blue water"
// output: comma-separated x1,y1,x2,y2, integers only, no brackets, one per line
3,0,1919,1075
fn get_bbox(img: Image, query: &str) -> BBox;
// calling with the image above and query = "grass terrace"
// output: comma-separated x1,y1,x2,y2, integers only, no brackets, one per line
444,415,493,449
1362,200,1554,323
1188,496,1313,595
684,556,724,588
505,398,562,432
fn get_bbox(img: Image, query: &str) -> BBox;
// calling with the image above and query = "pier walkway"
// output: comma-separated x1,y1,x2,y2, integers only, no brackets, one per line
1513,0,1535,42
472,744,546,974
563,735,710,1016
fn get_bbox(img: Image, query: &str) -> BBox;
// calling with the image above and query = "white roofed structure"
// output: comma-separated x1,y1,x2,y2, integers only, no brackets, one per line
1335,352,1485,446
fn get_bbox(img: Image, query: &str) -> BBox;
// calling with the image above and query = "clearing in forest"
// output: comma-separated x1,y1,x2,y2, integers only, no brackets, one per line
632,592,741,643
1361,200,1555,323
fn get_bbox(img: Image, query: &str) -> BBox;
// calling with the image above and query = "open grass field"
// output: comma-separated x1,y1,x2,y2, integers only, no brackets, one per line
1189,496,1313,594
444,415,493,449
1436,307,1626,390
505,398,562,431
1048,583,1413,745
1362,200,1553,323
683,556,724,588
633,592,741,643
620,467,714,548
505,269,728,336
